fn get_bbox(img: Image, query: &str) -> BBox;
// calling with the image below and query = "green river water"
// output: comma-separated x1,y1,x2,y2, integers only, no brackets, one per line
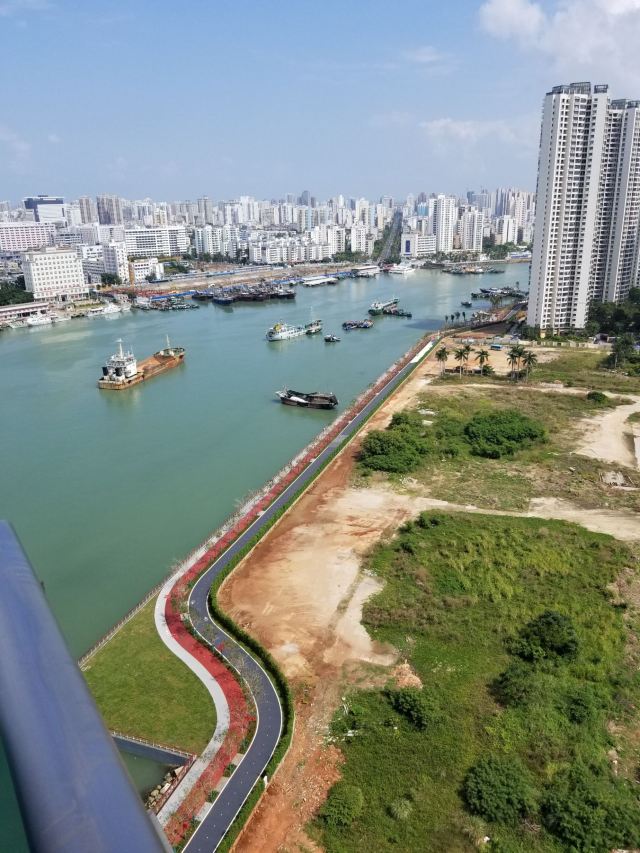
0,265,528,848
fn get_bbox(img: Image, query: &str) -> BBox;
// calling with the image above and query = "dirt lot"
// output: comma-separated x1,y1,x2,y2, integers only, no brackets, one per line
221,345,640,852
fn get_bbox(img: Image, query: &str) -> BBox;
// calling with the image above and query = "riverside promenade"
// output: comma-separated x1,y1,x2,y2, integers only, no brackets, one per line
153,334,439,851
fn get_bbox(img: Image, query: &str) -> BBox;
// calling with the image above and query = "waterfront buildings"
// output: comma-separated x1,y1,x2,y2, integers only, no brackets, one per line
22,247,88,302
124,225,188,258
529,82,640,330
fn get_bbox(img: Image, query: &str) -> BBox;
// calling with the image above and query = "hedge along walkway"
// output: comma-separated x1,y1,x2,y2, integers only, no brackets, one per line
156,581,252,845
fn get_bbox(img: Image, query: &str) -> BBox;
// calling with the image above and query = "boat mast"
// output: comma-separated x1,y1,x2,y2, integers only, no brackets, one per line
116,338,124,358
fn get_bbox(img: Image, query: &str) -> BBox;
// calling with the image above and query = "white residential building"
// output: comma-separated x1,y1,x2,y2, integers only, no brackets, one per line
495,215,517,246
459,208,484,252
0,221,57,252
124,226,187,258
22,247,88,302
401,232,437,258
350,225,374,256
529,82,640,330
103,241,128,282
128,257,164,284
434,194,457,253
194,225,224,256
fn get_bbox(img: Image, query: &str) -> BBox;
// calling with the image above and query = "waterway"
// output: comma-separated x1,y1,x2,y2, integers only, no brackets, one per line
0,265,528,847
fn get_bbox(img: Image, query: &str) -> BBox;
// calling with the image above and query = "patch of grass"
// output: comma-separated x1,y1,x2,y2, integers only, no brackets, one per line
313,513,640,853
84,601,215,753
532,350,640,393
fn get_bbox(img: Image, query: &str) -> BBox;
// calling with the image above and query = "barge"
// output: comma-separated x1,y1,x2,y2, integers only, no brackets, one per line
98,338,185,390
277,389,338,409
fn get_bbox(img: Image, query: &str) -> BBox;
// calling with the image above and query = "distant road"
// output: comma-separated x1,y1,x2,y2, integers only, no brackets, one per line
183,338,437,851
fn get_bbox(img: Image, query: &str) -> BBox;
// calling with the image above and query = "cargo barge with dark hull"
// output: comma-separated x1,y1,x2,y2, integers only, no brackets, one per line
277,389,338,409
98,338,185,390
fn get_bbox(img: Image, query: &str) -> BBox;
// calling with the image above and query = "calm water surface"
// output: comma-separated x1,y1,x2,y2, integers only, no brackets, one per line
0,265,528,847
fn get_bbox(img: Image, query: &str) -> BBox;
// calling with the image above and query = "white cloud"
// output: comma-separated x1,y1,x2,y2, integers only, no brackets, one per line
403,45,445,64
0,0,50,16
479,0,640,90
421,115,536,145
0,125,31,170
47,132,61,144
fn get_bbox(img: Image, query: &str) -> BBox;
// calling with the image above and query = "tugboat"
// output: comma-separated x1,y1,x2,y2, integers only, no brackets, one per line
98,337,185,390
277,389,338,409
324,333,340,342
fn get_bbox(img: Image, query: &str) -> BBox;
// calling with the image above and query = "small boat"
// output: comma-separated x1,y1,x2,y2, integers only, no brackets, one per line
387,263,414,275
324,334,340,342
461,300,473,308
342,319,373,330
305,319,323,335
277,388,338,409
26,313,53,327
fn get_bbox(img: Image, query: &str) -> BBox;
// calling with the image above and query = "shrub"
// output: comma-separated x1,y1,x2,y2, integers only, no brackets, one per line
359,429,424,473
388,797,413,821
386,687,438,730
564,685,600,724
543,763,640,851
491,661,535,707
586,390,608,404
464,410,546,459
510,610,579,663
463,756,536,825
321,782,364,827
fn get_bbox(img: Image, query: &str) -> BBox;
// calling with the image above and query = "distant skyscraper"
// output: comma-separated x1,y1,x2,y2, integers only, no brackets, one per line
78,196,98,224
197,196,214,224
23,195,65,224
434,194,456,253
96,194,123,225
529,82,640,330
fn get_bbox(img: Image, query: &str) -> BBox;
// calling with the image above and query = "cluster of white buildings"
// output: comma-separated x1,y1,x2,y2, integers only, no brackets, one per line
399,188,535,260
529,82,640,330
0,190,393,302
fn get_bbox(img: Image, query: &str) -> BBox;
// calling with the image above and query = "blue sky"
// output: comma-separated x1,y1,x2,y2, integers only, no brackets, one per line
2,0,640,202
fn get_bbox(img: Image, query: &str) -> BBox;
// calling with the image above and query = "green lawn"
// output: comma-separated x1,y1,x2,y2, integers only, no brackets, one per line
313,513,640,852
84,601,215,754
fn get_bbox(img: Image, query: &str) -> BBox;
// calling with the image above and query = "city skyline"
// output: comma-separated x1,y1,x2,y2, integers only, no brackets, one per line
3,0,640,199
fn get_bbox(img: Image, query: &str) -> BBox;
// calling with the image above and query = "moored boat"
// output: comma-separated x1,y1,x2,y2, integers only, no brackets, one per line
98,337,185,390
324,334,340,342
369,297,399,316
305,319,323,335
266,322,306,341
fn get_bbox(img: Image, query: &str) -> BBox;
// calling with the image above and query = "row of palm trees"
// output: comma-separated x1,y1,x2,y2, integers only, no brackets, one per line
435,343,538,380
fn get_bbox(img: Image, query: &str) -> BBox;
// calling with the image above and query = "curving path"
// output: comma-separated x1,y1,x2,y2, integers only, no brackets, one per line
162,338,438,852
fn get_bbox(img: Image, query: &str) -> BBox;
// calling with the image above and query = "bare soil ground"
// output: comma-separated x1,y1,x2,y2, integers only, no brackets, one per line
221,346,640,852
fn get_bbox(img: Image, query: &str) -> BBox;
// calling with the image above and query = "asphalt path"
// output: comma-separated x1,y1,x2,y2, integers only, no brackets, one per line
183,342,434,851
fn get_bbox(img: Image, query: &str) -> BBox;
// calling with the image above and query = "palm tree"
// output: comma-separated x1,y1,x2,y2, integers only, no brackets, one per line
489,293,503,311
453,347,467,377
475,348,490,375
435,346,449,375
506,348,520,380
455,311,461,323
462,311,466,322
522,349,538,380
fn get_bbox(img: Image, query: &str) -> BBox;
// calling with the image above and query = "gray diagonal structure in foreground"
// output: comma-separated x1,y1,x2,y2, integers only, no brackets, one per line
0,521,169,853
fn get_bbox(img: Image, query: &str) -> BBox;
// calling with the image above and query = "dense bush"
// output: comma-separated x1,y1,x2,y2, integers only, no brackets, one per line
586,390,608,404
321,782,364,827
359,429,424,473
463,756,536,825
386,687,439,730
542,763,640,851
464,409,546,458
491,661,535,707
510,610,579,663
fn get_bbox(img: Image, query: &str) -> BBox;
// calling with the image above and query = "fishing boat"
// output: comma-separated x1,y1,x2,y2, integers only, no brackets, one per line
369,297,399,315
305,319,323,335
324,334,340,342
382,306,413,318
342,319,374,330
266,322,306,341
461,300,473,308
277,389,338,409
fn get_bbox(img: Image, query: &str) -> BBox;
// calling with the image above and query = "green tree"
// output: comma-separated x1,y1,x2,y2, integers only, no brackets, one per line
386,687,438,730
454,347,467,377
435,346,449,375
100,273,122,286
521,349,538,380
463,756,536,825
321,782,364,827
511,610,579,662
475,348,490,374
491,661,535,707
